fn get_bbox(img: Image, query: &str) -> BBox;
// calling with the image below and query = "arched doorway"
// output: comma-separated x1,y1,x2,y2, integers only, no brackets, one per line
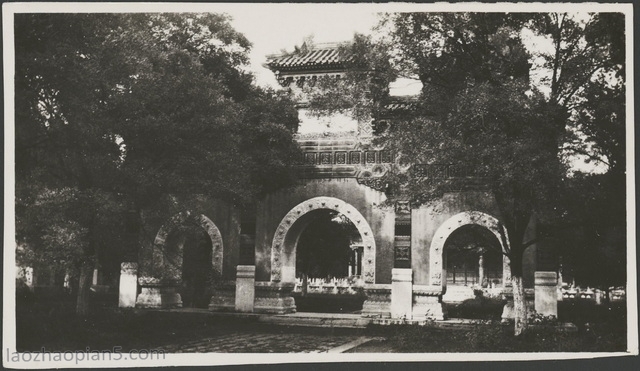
293,209,365,312
296,209,362,281
429,211,510,290
152,211,223,308
268,197,376,313
271,197,376,284
164,224,212,308
428,211,510,319
444,225,504,290
442,224,504,303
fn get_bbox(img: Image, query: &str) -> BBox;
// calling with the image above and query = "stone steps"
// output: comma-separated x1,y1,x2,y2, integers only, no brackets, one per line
258,313,371,328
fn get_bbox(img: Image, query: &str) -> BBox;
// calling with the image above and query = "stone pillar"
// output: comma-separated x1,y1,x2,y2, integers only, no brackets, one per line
92,268,99,286
534,271,558,317
595,289,602,305
412,285,446,320
478,254,485,287
235,265,255,312
557,264,564,301
391,268,412,319
119,262,138,308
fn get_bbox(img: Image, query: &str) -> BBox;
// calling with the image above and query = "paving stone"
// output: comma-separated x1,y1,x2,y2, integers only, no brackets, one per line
153,325,364,353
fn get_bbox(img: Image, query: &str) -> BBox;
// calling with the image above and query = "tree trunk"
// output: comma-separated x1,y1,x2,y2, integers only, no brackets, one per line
512,274,528,336
76,261,93,316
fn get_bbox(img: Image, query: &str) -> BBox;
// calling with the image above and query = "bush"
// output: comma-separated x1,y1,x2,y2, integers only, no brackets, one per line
445,295,506,320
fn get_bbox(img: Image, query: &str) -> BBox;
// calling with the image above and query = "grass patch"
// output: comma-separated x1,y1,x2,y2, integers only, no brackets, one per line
355,300,627,352
444,295,505,320
292,293,365,313
358,320,625,352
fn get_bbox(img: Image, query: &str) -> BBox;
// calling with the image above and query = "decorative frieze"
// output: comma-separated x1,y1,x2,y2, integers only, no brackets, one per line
301,149,392,166
395,201,411,214
395,245,411,261
350,151,361,165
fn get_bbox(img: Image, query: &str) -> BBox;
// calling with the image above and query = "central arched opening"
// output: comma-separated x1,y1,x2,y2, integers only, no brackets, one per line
164,222,213,308
442,224,505,319
292,209,366,313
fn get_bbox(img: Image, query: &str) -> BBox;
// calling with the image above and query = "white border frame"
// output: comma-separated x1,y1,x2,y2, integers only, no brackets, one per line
3,2,636,367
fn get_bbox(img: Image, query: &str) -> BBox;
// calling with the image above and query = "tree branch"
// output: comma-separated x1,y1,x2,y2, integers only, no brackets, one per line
563,144,611,167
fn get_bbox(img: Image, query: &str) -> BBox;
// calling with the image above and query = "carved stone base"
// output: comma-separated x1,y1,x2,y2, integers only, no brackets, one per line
209,281,236,312
361,284,391,318
136,284,182,309
412,285,446,320
254,282,296,314
501,288,534,320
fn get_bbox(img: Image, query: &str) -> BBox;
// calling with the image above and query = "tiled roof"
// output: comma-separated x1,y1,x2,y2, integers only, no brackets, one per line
266,47,351,72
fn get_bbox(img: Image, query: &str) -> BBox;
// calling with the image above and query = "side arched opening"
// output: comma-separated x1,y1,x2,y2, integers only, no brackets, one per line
136,211,223,309
414,211,511,320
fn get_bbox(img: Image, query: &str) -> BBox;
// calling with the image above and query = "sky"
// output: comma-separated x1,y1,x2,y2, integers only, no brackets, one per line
219,4,380,88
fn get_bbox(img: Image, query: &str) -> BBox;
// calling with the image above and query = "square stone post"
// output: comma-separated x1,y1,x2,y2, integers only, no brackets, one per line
119,262,138,308
235,265,256,312
534,271,558,317
391,268,413,319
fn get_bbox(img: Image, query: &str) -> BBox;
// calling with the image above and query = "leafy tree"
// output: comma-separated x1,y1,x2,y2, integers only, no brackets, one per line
381,13,565,336
529,12,626,296
558,173,626,295
302,12,625,335
15,13,301,315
